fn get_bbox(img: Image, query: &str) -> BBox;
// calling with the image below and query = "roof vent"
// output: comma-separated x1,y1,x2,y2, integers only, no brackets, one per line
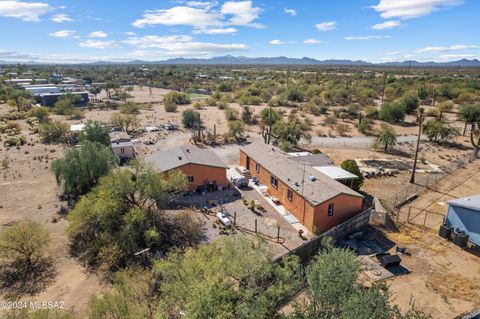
309,176,317,182
186,148,190,153
295,182,300,187
178,156,182,160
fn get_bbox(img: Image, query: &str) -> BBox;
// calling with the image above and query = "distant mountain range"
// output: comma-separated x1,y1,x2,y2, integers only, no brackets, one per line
1,55,480,67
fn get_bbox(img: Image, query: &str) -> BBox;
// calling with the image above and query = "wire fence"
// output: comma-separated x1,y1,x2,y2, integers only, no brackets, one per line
385,153,476,210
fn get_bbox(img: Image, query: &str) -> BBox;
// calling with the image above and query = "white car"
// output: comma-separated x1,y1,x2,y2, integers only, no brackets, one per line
216,212,232,227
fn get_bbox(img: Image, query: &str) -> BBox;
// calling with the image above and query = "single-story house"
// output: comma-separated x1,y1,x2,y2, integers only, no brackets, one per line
109,131,135,160
146,146,228,192
239,143,364,233
445,195,480,245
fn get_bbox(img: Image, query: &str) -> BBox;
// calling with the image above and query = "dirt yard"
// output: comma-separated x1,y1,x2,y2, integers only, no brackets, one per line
381,223,480,319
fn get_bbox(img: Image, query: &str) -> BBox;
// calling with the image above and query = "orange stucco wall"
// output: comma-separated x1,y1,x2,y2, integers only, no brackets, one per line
240,150,363,233
170,163,227,191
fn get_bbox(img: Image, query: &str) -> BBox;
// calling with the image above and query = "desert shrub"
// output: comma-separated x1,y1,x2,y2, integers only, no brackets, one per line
341,159,364,191
3,135,26,147
358,118,372,134
27,107,50,122
39,121,69,144
120,103,140,114
0,219,55,295
163,99,177,112
400,93,419,114
224,107,239,121
0,121,21,135
423,120,461,142
379,101,405,123
260,108,281,125
182,109,202,129
374,124,397,151
336,123,350,136
163,92,190,105
79,120,110,146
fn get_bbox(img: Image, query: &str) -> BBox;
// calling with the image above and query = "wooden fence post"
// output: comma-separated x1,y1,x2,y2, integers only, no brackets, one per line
255,219,257,234
234,212,236,227
277,226,280,242
407,206,412,223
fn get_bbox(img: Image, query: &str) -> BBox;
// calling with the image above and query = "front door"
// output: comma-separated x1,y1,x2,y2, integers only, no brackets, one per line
246,156,251,170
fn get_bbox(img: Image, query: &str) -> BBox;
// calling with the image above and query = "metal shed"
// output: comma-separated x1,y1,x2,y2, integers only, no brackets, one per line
445,195,480,245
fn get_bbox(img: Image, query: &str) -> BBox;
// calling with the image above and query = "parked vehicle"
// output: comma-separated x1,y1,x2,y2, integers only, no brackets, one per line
216,211,232,227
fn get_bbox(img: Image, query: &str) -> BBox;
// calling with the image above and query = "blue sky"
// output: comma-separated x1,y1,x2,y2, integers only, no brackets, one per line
0,0,479,63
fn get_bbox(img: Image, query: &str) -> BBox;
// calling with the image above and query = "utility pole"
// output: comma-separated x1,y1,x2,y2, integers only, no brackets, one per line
410,108,425,184
381,72,387,103
407,60,412,75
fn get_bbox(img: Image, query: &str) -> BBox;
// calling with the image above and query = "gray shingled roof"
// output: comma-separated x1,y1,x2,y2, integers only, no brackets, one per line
241,143,363,206
146,146,228,172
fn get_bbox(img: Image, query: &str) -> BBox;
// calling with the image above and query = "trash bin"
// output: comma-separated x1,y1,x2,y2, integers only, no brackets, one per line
438,223,453,240
452,229,469,248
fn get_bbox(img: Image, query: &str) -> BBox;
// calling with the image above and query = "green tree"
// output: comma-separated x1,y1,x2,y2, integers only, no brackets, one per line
79,120,110,146
374,124,397,151
291,247,427,319
154,236,301,319
340,160,364,191
227,120,245,141
67,166,195,270
272,117,312,151
5,87,32,112
182,109,203,129
51,141,119,196
379,102,406,123
163,91,190,105
241,105,254,124
90,86,102,101
39,120,69,144
423,120,460,142
0,219,55,295
358,118,372,134
260,107,281,126
401,93,419,114
110,113,140,133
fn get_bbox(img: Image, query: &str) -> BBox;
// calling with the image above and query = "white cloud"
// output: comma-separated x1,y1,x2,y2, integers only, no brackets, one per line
132,6,221,28
51,13,73,23
186,1,217,10
79,40,118,49
49,30,76,38
269,39,285,45
417,44,479,53
371,0,462,20
371,20,401,30
0,0,51,21
89,31,108,38
123,35,247,57
193,27,237,34
284,8,297,16
221,1,262,27
303,39,321,44
125,31,136,36
345,35,390,40
315,21,336,31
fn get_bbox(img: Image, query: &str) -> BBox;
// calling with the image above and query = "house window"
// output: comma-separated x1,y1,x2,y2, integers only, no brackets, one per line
120,148,125,154
328,203,335,216
187,176,194,183
287,189,293,202
255,163,260,173
270,176,278,188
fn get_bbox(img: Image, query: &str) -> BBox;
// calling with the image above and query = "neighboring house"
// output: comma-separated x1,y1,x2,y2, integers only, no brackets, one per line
239,143,364,233
109,131,135,160
146,146,228,192
37,92,89,107
445,195,480,245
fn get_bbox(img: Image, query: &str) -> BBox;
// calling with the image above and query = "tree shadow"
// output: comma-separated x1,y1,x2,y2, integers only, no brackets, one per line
0,257,57,297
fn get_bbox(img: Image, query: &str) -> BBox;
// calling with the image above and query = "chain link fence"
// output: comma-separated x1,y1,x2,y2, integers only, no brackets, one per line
385,153,475,210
